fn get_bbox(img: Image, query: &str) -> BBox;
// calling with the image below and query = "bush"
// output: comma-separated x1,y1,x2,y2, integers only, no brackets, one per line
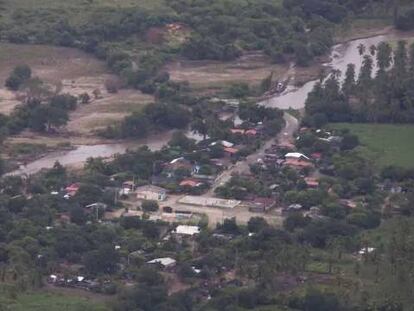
141,200,159,212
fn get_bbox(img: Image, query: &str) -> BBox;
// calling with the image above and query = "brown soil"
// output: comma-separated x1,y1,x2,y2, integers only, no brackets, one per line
0,43,154,145
165,52,290,91
165,51,325,94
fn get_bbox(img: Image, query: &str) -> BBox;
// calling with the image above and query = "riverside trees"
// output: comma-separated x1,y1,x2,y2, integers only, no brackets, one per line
305,40,414,125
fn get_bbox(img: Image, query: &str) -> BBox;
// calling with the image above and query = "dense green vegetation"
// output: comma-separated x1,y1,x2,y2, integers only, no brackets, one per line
0,0,400,92
330,123,414,169
0,290,109,311
305,40,414,125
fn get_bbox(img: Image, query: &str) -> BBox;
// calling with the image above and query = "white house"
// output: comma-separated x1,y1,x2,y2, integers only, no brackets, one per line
175,225,200,236
285,152,310,160
147,257,177,268
136,185,167,201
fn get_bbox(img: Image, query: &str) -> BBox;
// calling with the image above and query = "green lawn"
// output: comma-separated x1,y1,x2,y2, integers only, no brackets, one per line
0,291,110,311
331,123,414,169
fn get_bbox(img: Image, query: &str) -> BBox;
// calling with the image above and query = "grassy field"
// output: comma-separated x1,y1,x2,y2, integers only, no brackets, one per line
331,123,414,169
0,291,109,311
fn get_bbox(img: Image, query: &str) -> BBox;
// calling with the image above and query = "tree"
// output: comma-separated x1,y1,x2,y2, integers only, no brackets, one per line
0,156,4,176
247,217,268,233
5,65,32,90
141,200,159,212
357,43,366,56
70,206,87,225
190,118,208,140
342,64,356,97
79,93,91,104
168,131,195,151
376,42,392,71
84,244,119,274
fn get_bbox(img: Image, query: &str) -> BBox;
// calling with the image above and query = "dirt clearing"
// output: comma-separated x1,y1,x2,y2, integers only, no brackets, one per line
165,52,324,93
0,43,153,142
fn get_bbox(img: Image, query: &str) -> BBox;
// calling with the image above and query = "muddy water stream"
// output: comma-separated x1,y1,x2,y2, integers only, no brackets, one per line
10,31,412,175
260,31,412,109
9,132,173,175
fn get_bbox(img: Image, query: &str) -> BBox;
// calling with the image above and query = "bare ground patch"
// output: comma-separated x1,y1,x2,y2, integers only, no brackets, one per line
0,43,154,143
165,51,323,93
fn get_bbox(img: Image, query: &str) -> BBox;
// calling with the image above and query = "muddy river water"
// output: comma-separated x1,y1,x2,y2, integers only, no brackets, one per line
9,30,412,176
260,31,413,109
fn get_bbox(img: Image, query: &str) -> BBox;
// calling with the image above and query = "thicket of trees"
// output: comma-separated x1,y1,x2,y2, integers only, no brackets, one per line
0,0,396,93
0,93,78,135
305,40,414,125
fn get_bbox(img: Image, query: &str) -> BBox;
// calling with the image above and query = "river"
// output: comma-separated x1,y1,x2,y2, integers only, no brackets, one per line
259,30,413,110
9,30,412,176
8,131,173,176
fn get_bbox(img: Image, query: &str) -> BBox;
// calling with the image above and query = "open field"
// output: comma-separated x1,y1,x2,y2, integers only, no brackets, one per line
0,43,153,141
331,123,414,169
166,52,324,93
0,291,109,311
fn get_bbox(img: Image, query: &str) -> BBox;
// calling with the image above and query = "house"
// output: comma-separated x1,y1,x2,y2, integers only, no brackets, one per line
136,185,167,201
85,202,107,210
167,157,193,171
277,142,295,150
174,225,200,236
245,129,257,136
304,177,319,188
65,183,80,197
147,257,177,269
339,199,358,209
285,152,310,160
211,158,231,169
210,140,234,148
179,179,204,188
284,158,314,169
358,247,375,255
230,129,245,135
247,197,277,213
311,152,322,161
287,204,303,211
224,147,239,157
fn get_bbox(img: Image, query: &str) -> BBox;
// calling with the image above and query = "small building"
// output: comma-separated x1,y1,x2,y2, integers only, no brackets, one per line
285,152,310,160
120,181,135,195
179,179,204,188
245,129,257,136
230,129,245,135
174,225,200,236
167,157,193,171
210,140,234,148
287,204,303,212
246,197,277,213
311,152,322,161
224,147,239,157
65,183,80,197
85,202,108,210
136,185,167,201
304,177,319,188
339,199,358,209
284,159,314,169
147,257,177,269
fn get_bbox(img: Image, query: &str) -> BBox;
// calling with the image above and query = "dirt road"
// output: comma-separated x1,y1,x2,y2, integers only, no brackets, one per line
206,112,299,196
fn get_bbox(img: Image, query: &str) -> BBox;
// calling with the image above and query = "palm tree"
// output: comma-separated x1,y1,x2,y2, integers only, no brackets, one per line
357,43,366,56
369,44,377,56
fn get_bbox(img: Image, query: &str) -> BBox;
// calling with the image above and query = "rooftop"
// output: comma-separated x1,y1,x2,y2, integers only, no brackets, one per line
136,185,167,193
175,225,200,236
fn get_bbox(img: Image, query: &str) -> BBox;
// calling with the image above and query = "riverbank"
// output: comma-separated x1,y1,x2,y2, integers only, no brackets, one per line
7,25,413,176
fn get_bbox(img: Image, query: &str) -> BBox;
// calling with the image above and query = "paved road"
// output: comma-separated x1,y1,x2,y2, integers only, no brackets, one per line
205,112,299,196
